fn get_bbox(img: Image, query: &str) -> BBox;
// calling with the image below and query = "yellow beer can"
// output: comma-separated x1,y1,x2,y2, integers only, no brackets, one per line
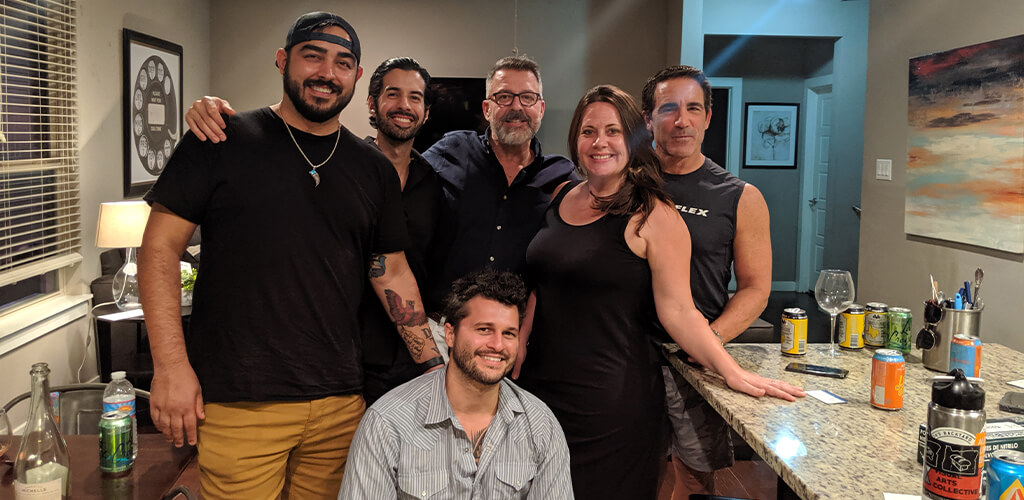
838,304,865,349
781,308,807,356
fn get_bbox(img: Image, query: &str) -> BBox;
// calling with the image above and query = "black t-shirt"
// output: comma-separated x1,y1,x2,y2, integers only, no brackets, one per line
145,108,409,402
661,157,746,321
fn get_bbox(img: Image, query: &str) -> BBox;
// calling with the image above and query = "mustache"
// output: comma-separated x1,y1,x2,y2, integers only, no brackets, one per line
387,110,417,120
502,110,530,123
304,79,341,94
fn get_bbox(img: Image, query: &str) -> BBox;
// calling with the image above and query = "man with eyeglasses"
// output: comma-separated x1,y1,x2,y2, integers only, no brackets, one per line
421,55,575,359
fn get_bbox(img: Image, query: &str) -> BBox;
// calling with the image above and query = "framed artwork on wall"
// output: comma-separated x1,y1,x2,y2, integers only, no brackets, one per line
122,29,182,197
743,103,799,168
905,33,1024,254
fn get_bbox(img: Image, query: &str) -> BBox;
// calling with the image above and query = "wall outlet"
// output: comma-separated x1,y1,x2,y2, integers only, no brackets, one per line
875,159,892,180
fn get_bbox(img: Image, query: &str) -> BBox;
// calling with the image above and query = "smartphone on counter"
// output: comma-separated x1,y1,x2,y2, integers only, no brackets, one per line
785,362,849,379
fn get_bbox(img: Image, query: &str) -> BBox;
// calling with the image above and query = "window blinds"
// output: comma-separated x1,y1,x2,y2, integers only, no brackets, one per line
0,0,81,287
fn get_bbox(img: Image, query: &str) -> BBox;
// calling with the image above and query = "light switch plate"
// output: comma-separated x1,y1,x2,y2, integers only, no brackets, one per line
876,159,892,180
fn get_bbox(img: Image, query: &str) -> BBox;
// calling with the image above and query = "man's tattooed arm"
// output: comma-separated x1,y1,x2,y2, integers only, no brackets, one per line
384,289,435,359
368,251,442,365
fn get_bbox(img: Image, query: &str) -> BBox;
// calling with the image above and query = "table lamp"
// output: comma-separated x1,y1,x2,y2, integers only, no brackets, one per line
95,201,151,311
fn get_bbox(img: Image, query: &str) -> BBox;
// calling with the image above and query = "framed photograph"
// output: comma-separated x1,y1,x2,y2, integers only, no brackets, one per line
122,29,182,197
743,103,799,168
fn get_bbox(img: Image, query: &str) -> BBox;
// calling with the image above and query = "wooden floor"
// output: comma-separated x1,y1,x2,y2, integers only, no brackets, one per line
658,458,779,500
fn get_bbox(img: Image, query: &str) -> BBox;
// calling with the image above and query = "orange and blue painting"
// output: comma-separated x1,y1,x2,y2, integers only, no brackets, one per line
906,34,1024,254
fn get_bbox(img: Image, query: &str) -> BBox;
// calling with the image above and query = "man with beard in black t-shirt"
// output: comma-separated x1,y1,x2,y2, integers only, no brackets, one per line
140,12,441,499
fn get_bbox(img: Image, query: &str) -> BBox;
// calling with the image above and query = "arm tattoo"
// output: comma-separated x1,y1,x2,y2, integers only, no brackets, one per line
384,289,427,326
469,426,489,463
368,254,386,278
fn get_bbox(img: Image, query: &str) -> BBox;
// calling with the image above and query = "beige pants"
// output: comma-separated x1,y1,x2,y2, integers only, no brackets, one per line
197,394,365,500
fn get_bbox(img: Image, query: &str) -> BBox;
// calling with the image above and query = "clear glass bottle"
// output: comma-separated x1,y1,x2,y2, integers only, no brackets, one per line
13,362,71,500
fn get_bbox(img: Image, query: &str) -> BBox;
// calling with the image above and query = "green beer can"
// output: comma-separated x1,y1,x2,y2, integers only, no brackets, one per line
99,410,134,475
886,307,913,354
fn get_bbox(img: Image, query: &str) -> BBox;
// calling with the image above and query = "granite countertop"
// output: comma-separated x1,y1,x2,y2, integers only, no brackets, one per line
664,342,1022,500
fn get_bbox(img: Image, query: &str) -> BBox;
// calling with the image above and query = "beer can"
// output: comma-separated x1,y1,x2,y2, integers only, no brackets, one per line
886,307,913,354
949,335,982,377
838,304,865,349
871,349,905,410
864,302,889,347
99,410,134,475
987,449,1024,500
781,308,807,356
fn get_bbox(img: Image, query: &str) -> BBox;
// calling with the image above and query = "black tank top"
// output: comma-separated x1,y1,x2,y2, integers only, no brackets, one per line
662,158,745,321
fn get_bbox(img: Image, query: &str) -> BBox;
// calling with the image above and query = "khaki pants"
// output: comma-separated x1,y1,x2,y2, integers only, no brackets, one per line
197,394,365,500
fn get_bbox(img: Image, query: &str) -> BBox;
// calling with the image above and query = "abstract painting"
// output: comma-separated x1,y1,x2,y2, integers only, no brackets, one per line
906,34,1024,253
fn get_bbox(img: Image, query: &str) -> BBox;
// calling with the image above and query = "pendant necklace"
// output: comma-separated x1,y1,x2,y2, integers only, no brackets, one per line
280,114,341,187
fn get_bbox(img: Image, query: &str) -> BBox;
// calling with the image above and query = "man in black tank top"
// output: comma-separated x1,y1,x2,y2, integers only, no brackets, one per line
642,66,773,496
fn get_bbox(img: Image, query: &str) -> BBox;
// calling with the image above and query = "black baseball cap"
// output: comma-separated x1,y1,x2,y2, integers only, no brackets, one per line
284,11,361,63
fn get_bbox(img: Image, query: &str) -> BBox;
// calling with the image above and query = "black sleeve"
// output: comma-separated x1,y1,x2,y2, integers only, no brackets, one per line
372,158,410,254
143,131,219,224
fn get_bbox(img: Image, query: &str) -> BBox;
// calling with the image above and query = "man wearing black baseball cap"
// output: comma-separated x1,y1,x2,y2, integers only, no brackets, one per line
140,11,442,499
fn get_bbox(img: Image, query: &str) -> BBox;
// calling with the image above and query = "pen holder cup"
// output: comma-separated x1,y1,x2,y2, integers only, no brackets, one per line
921,303,983,372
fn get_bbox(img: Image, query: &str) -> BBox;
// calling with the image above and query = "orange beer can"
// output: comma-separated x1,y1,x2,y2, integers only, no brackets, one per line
870,349,905,410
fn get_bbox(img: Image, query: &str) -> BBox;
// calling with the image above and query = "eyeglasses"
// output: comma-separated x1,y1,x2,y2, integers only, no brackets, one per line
489,91,542,107
915,300,944,350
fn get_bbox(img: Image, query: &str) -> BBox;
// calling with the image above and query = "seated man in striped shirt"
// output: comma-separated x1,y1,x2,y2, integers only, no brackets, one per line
339,269,572,499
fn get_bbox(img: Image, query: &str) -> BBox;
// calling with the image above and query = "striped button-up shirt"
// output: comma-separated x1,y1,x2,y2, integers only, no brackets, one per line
338,367,573,499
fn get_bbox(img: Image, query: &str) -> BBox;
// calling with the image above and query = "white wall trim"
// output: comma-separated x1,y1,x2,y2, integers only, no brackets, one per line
709,77,744,176
0,294,92,356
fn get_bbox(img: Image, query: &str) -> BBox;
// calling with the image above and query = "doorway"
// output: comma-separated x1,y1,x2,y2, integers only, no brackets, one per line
798,76,833,292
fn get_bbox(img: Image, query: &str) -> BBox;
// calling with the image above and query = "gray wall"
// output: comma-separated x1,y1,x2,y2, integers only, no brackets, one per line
208,0,670,157
738,77,807,283
860,0,1024,350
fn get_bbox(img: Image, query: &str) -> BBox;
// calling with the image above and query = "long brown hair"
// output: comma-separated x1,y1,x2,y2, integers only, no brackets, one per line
567,85,670,233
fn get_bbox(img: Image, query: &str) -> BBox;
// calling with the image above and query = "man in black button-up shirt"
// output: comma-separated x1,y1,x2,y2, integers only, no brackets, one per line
422,56,575,319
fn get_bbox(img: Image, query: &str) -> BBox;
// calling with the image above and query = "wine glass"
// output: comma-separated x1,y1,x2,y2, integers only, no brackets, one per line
0,408,12,465
815,269,855,358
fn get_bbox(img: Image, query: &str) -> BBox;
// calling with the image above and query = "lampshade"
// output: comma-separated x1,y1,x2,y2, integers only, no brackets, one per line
96,201,151,249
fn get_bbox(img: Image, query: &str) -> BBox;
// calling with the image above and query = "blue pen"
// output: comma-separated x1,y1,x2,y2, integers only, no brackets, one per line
963,281,972,305
954,292,963,310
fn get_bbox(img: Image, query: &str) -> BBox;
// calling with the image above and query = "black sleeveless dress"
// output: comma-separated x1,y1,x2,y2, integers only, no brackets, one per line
519,182,667,499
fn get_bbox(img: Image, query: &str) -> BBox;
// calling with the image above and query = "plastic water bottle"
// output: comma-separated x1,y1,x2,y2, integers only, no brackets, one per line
103,371,137,459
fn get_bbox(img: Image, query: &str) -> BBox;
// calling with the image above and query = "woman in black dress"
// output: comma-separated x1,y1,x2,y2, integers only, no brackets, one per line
515,85,803,499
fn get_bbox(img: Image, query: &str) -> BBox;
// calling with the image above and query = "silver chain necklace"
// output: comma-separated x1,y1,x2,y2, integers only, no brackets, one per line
280,114,341,188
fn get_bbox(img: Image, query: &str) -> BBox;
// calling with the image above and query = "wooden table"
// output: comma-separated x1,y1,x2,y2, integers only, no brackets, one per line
0,433,197,499
664,342,1023,499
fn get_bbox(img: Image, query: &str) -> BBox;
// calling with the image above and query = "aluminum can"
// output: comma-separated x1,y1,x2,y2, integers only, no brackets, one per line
99,410,134,475
949,335,982,377
987,449,1024,500
887,307,913,354
864,302,889,347
780,308,807,356
871,349,905,410
838,304,865,349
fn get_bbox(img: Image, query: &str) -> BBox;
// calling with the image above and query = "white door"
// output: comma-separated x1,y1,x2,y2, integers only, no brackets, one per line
798,77,833,292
